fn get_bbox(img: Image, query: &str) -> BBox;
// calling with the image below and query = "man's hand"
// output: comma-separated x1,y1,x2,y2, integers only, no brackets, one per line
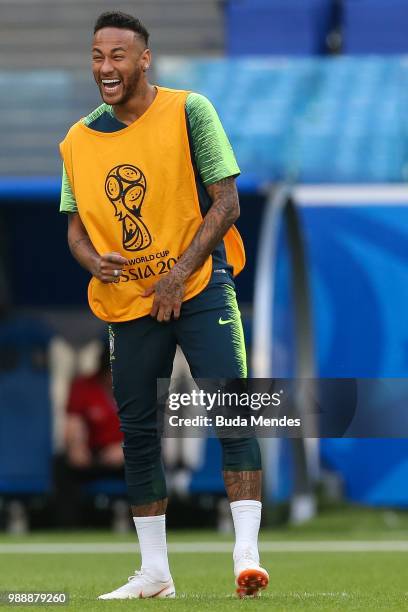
94,252,128,284
68,446,92,469
144,268,186,322
68,213,127,282
98,443,124,468
65,414,92,468
142,177,239,322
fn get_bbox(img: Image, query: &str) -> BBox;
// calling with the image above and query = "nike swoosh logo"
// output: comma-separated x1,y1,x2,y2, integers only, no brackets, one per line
139,585,170,599
219,317,234,325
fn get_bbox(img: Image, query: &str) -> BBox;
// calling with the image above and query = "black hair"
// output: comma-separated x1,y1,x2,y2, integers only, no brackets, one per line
94,11,149,47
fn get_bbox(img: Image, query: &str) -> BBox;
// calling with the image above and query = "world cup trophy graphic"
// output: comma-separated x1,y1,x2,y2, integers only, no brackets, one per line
105,164,152,252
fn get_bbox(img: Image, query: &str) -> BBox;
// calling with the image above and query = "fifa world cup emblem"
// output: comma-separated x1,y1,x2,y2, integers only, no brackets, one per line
105,164,152,252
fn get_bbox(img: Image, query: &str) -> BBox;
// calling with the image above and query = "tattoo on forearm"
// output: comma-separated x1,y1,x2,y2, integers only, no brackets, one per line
175,177,239,279
68,235,93,255
131,498,168,517
68,233,99,277
223,470,262,502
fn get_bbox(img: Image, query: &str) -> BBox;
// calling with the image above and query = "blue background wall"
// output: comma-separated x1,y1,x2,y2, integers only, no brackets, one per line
272,197,408,506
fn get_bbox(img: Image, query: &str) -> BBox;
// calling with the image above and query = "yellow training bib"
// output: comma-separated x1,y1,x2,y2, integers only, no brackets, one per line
60,87,245,322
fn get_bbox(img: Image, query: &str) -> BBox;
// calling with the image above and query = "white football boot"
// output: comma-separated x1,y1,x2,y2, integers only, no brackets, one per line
234,549,269,598
98,569,175,600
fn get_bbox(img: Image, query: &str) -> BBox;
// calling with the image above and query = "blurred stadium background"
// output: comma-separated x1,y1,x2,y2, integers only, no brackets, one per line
0,0,408,544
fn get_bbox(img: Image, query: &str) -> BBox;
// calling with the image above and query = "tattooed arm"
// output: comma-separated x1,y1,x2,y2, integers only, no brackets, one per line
67,212,127,283
145,177,240,322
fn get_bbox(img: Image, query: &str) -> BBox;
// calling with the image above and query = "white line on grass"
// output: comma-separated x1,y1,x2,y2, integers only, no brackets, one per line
1,541,408,554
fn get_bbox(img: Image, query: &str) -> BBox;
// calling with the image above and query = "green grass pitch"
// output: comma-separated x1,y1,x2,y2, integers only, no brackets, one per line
1,508,408,611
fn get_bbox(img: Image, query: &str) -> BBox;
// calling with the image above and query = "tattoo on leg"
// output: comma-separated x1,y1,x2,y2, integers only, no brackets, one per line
223,470,262,502
131,498,168,517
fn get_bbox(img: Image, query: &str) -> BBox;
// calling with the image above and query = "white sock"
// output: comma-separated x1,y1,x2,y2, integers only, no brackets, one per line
230,500,262,565
133,515,171,582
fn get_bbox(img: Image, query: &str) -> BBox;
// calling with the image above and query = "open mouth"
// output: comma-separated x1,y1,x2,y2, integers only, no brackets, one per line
101,79,122,94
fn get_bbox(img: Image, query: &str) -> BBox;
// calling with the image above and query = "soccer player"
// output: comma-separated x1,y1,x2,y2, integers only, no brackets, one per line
60,11,269,600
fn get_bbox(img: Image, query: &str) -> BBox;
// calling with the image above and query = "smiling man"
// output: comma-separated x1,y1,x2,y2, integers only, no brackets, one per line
59,11,268,600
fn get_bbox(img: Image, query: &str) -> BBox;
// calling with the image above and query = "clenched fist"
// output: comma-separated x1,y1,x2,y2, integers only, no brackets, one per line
94,252,128,283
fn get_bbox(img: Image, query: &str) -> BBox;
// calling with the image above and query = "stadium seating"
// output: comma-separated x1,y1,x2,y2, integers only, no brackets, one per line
0,0,223,70
343,0,408,54
0,56,405,185
226,0,334,56
157,56,407,184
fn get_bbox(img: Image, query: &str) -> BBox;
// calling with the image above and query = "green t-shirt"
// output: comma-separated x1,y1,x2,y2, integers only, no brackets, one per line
59,92,240,213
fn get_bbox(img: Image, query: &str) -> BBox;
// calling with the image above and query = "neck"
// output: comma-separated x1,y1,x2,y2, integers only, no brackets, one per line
112,81,157,125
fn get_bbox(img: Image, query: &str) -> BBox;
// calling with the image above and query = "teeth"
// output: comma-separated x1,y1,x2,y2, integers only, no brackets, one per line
102,79,120,84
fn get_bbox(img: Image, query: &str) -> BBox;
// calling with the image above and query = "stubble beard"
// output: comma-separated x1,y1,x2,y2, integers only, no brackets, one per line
111,68,144,108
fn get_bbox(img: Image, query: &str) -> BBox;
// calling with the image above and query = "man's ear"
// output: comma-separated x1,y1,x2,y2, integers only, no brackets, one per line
142,49,151,71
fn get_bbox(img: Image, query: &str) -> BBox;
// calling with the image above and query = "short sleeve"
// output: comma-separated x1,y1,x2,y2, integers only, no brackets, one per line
186,93,240,186
59,163,78,214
